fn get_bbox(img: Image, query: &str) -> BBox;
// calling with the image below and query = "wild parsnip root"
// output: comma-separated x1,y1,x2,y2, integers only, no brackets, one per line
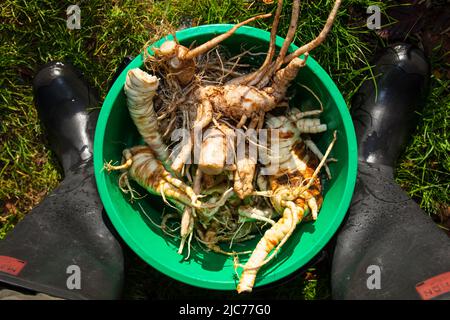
149,13,272,86
105,146,201,209
109,0,343,294
264,108,332,178
124,68,169,164
170,0,340,193
199,123,235,175
192,53,309,131
237,131,337,293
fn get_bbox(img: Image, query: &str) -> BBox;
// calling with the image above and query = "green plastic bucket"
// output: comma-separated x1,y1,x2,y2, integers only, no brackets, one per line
94,24,358,290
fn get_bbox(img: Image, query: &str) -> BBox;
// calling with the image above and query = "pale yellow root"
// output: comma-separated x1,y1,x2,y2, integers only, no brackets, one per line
236,134,337,294
171,100,213,173
283,0,342,64
237,201,303,293
233,116,261,199
170,110,192,173
307,197,319,220
293,130,337,195
198,124,227,175
104,159,133,172
296,119,327,133
236,115,248,129
178,168,203,255
118,172,144,202
247,201,304,269
161,171,199,206
304,138,332,179
270,53,309,101
183,13,272,60
238,206,276,226
234,157,256,199
107,146,205,209
230,0,283,86
124,69,170,163
251,0,301,87
272,0,301,72
156,181,196,208
178,207,194,255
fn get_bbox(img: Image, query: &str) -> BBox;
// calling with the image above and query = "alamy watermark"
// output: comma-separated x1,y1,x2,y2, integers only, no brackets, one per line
66,4,381,31
367,5,381,30
67,5,81,30
66,265,81,290
366,265,381,290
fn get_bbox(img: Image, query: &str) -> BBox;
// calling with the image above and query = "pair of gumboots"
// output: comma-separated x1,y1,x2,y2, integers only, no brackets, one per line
105,0,341,293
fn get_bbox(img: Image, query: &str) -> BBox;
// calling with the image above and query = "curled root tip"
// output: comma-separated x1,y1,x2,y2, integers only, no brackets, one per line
104,159,133,172
103,161,114,172
177,239,185,255
236,286,252,294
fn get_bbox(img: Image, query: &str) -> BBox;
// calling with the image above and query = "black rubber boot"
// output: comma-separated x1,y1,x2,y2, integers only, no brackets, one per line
331,44,450,300
0,61,124,299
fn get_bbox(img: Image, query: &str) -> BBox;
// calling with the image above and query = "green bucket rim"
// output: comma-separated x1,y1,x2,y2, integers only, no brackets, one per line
94,24,358,290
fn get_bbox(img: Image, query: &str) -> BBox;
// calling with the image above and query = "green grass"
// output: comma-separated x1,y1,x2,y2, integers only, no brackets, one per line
395,75,450,219
1,0,448,299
